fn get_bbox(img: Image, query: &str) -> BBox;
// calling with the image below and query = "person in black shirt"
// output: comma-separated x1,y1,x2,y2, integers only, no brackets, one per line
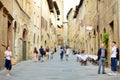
97,44,107,74
39,46,44,62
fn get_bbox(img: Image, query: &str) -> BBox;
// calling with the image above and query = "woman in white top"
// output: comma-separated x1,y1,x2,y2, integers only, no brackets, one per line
4,45,12,76
46,46,50,60
109,41,117,75
65,47,69,61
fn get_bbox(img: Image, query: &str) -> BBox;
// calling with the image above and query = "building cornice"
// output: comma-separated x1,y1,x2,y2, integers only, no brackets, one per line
73,0,84,18
66,8,73,20
54,1,60,15
47,0,54,12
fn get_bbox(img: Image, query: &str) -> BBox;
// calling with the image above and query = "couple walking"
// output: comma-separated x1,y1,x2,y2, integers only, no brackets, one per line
33,46,45,62
60,46,70,61
34,46,55,62
97,41,119,75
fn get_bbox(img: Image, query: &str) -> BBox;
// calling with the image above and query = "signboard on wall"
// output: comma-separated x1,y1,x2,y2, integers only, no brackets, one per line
86,26,93,31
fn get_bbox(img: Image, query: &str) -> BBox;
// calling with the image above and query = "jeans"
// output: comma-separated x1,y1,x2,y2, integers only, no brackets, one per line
98,58,106,73
111,58,117,72
60,54,64,60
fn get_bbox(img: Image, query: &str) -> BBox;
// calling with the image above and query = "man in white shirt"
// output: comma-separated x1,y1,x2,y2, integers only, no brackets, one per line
109,41,118,75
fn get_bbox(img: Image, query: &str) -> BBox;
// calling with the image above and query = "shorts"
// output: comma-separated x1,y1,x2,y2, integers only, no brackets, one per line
4,59,12,70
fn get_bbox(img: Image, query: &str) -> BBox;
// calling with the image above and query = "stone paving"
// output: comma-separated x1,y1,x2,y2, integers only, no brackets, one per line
0,51,120,80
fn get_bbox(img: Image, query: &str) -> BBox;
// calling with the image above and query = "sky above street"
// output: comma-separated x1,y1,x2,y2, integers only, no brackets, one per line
64,0,80,20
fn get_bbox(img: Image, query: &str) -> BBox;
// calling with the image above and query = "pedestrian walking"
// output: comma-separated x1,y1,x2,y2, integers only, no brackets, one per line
65,47,70,61
97,43,107,74
108,41,118,75
39,46,44,62
50,47,54,60
46,46,50,61
60,47,64,61
33,47,38,62
4,45,12,77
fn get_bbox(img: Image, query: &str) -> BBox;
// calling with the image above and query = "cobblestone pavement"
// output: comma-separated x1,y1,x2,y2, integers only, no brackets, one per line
0,51,120,80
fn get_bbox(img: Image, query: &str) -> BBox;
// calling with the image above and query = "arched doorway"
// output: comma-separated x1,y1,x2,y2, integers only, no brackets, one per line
109,21,114,41
7,21,13,50
22,28,27,60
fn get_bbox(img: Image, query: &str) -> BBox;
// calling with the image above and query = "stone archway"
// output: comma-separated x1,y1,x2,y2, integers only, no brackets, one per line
22,28,27,60
23,28,27,41
7,21,13,50
109,21,114,42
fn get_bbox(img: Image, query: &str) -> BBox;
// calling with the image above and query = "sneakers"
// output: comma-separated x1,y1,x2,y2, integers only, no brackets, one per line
107,72,117,76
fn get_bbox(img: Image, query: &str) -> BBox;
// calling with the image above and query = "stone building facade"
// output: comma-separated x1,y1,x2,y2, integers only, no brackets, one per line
67,0,120,71
0,0,41,70
41,0,64,48
0,0,63,70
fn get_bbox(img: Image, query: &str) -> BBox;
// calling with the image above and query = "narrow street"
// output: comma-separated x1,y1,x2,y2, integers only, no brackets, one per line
0,0,120,79
0,51,119,80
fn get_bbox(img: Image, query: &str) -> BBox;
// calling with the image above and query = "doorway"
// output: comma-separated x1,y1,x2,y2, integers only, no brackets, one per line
22,29,27,60
22,40,26,60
